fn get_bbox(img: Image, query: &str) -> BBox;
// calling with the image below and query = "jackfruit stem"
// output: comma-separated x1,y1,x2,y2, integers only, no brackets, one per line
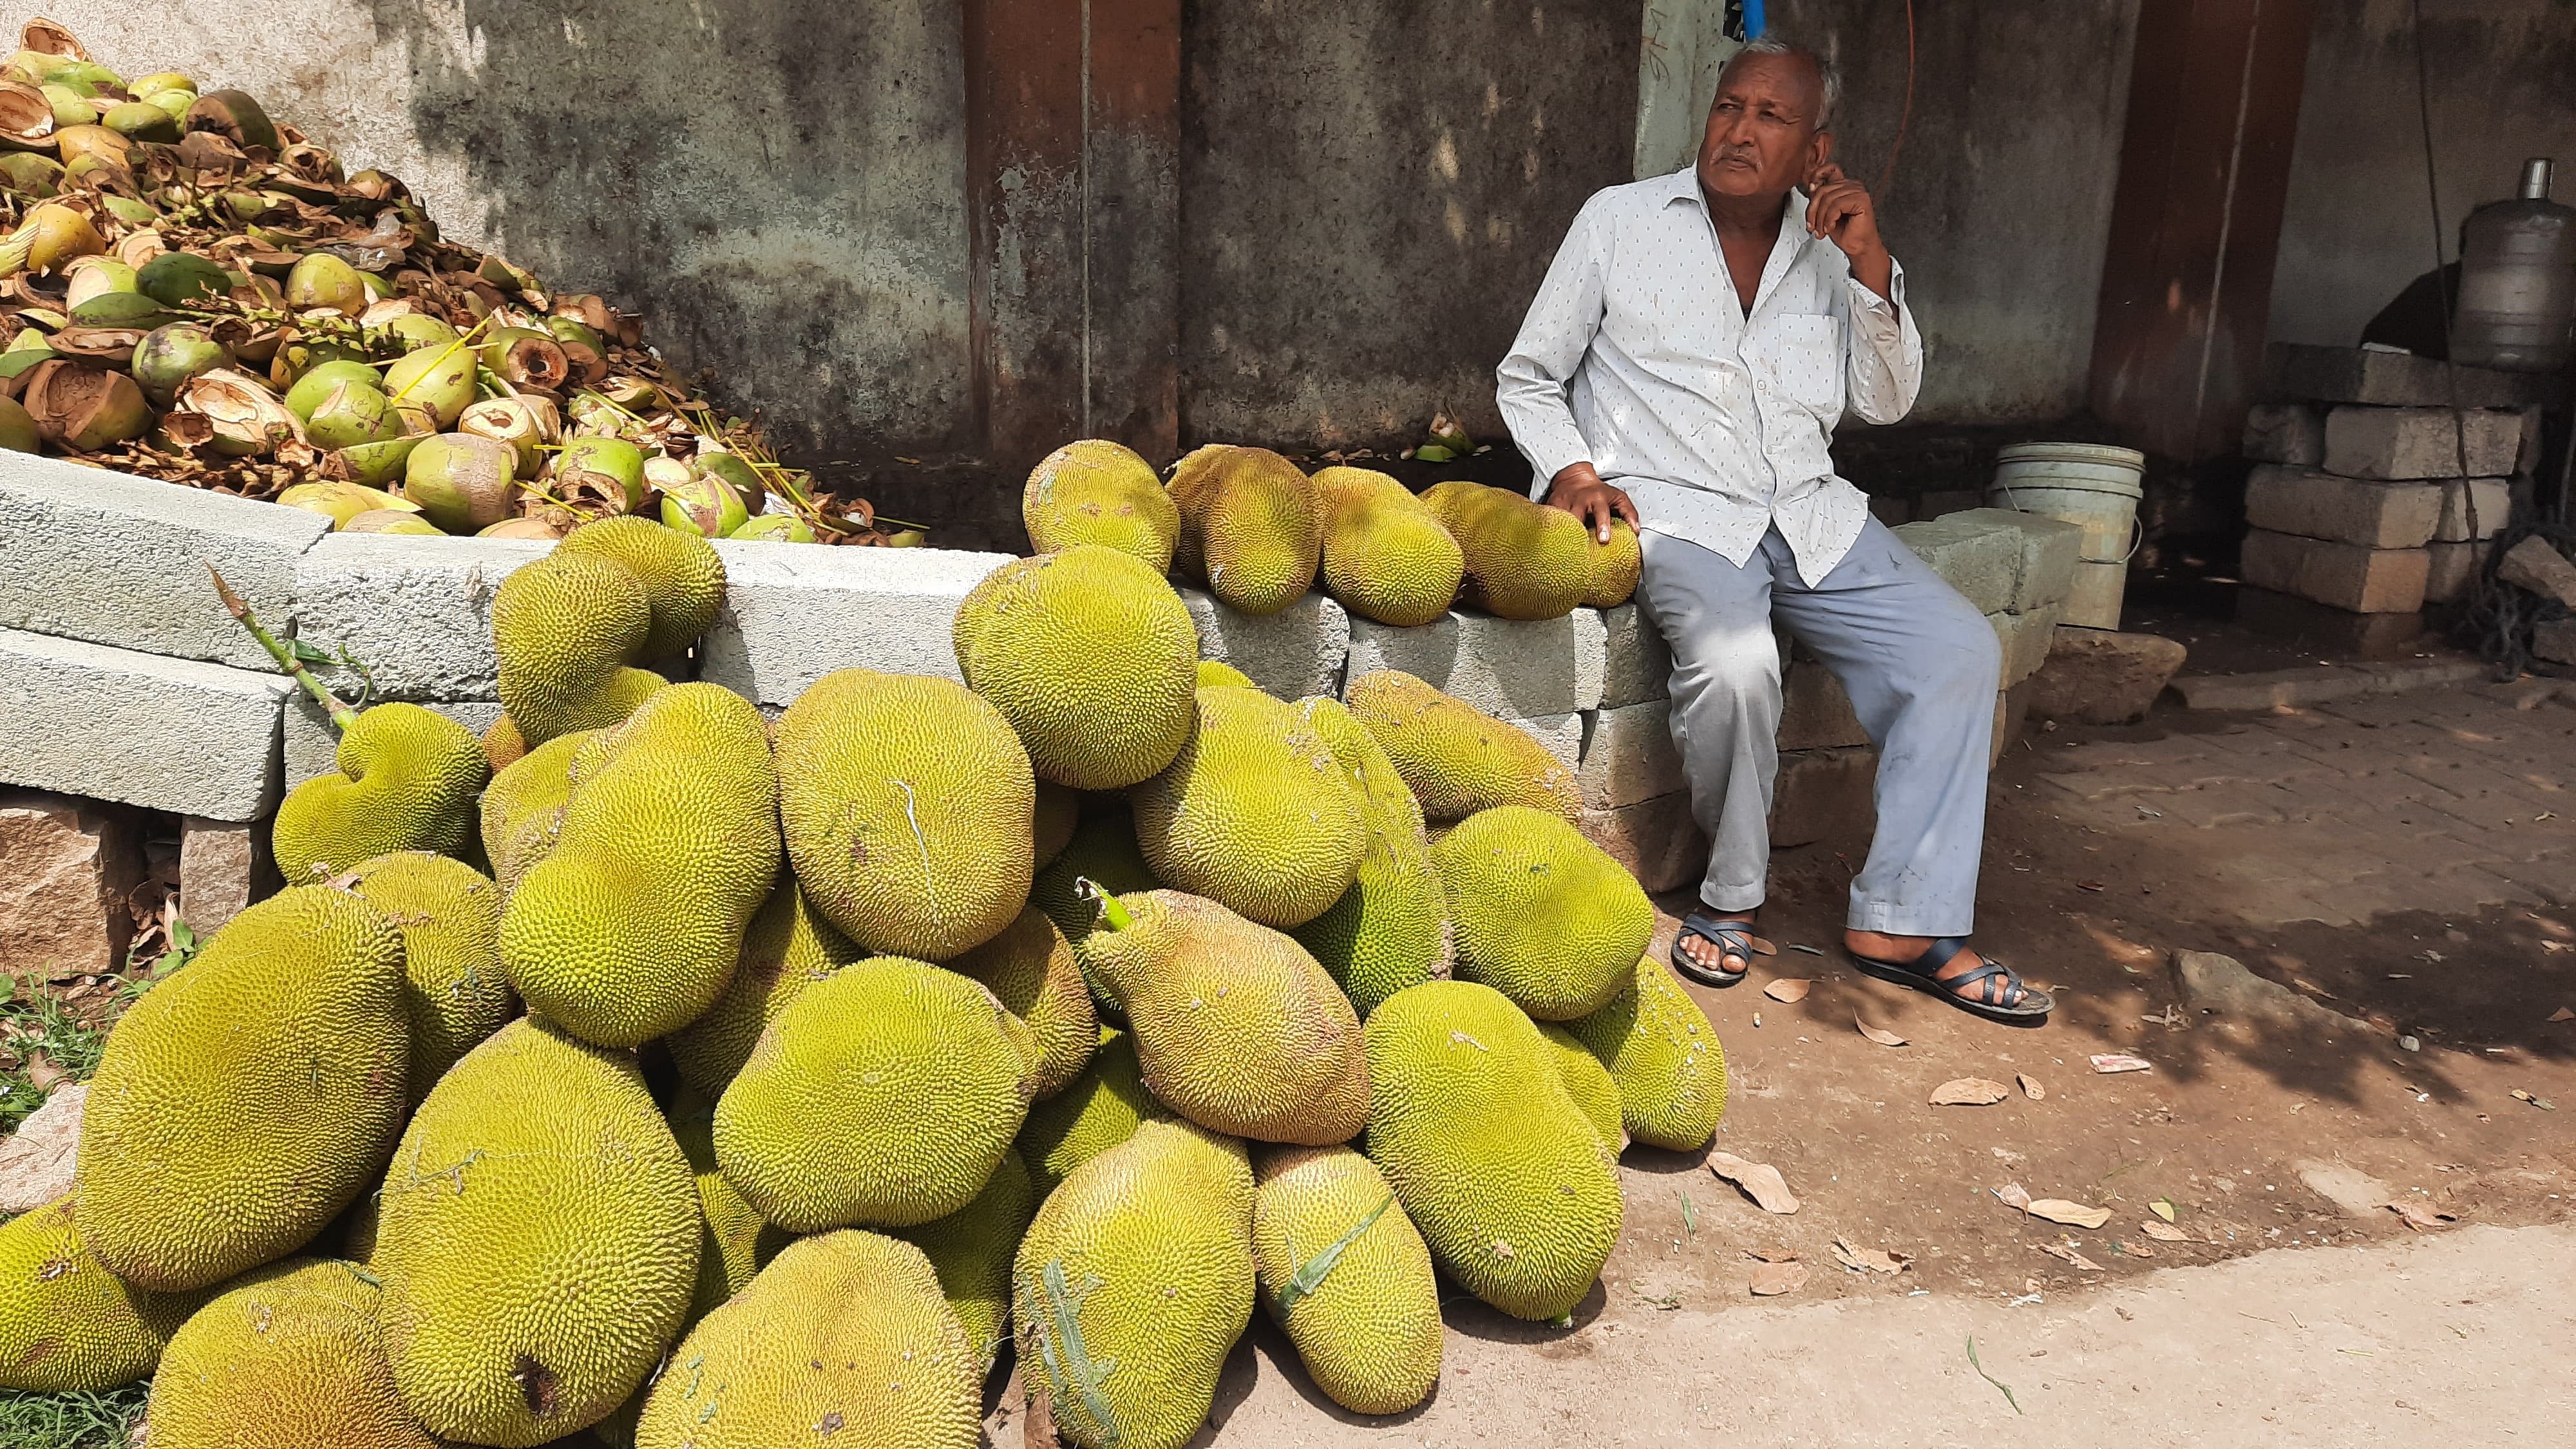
1075,876,1133,931
209,564,358,731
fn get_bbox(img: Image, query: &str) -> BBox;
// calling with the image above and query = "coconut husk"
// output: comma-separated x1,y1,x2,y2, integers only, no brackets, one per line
21,21,86,62
173,367,301,457
46,323,150,359
23,357,148,448
0,79,53,149
172,130,246,177
184,91,276,155
489,332,569,391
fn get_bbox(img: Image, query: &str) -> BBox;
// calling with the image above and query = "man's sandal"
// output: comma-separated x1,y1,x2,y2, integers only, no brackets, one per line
1671,911,1770,989
1848,937,2053,1025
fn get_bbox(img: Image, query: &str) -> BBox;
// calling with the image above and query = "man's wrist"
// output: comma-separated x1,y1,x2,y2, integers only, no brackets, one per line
1849,247,1895,302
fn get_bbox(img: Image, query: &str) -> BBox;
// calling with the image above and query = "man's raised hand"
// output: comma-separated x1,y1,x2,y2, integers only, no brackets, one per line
1804,162,1893,299
1542,461,1639,545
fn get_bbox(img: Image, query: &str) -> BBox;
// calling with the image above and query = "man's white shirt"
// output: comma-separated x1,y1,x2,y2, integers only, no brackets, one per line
1495,166,1922,587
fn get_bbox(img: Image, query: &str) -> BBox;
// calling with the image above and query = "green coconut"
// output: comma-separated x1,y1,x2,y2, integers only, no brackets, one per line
0,394,39,452
0,151,61,195
659,472,746,538
333,433,426,488
375,312,459,352
342,507,444,535
277,480,410,527
135,251,231,307
382,343,477,428
554,433,645,513
404,431,520,534
305,381,402,451
144,89,194,125
129,72,196,97
283,253,367,314
283,360,386,422
65,290,168,329
728,511,815,543
61,257,135,308
100,100,177,142
131,323,232,406
185,90,277,152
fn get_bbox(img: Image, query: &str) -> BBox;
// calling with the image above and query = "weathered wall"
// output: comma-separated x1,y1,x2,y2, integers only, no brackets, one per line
2268,0,2576,350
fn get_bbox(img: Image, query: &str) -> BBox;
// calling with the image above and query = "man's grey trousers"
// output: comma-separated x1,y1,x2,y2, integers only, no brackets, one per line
1636,521,2002,936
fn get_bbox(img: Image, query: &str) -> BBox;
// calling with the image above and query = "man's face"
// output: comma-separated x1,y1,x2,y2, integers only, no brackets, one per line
1696,52,1830,204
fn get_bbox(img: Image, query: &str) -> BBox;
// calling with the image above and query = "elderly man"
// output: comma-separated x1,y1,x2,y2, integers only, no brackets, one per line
1496,36,2048,1023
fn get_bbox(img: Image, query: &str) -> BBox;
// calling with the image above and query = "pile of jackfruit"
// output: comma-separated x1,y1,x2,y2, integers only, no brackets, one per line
0,478,1718,1448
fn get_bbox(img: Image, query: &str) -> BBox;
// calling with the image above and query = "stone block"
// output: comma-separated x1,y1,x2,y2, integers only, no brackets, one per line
2270,343,2561,410
2168,657,2483,710
1506,712,1584,771
2534,619,2576,667
1891,515,2022,614
2321,406,2522,480
284,697,507,788
1182,588,1350,702
1769,746,1875,849
1577,699,1684,810
2517,404,2548,476
1598,603,1672,707
2242,402,2324,466
2423,541,2490,605
2237,531,2429,614
0,627,289,820
0,453,329,670
2232,587,2432,660
294,532,553,701
2432,478,2511,543
1578,791,1706,895
2025,627,2188,724
180,816,274,935
700,542,1015,706
0,791,142,980
1777,662,1870,751
2242,466,2440,549
1942,507,2084,611
1987,604,2063,687
2497,536,2576,609
1345,609,1605,719
0,1081,85,1214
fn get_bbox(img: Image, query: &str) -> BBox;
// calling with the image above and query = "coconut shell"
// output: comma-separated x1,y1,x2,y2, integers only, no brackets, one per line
23,358,149,450
174,368,301,457
0,79,53,148
184,90,276,153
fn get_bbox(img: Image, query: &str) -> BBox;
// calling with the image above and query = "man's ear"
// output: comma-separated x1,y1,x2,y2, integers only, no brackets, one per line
1808,128,1836,180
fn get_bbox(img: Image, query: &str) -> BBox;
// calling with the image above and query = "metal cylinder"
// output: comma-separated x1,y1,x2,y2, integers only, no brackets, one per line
2452,158,2576,373
2521,157,2554,201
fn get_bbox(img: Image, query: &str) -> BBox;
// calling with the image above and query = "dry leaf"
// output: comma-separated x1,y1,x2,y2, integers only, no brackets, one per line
1857,1017,1908,1047
2116,1239,2154,1258
2388,1202,2457,1231
2148,1197,2178,1222
2140,1219,2190,1242
1748,1260,1808,1296
1930,1077,2012,1106
2076,879,2107,892
2038,1241,2104,1271
1707,1152,1801,1215
2027,1199,2112,1229
2018,1073,2044,1101
2090,1054,2154,1074
1748,935,1779,957
19,1052,67,1094
2550,1007,2573,1022
1763,978,1812,1003
1992,1182,2034,1211
1832,1237,1912,1274
2512,1089,2557,1110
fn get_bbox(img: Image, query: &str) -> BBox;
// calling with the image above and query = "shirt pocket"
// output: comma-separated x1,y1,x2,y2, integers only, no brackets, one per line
1759,313,1844,418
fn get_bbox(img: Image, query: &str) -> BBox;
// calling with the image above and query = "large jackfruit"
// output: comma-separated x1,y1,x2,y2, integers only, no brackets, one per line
1032,808,1160,950
1195,658,1255,688
715,957,1032,1233
270,704,488,882
895,1146,1036,1374
77,884,408,1293
954,545,1200,790
1311,466,1465,627
1034,780,1082,867
1584,518,1642,607
1250,1146,1442,1416
1130,685,1365,929
1535,1022,1629,1153
1013,1119,1255,1449
949,904,1098,1099
477,726,600,892
1433,806,1652,1020
144,1257,436,1449
1568,957,1728,1151
1419,480,1589,620
1024,439,1181,571
1018,1027,1160,1193
1166,443,1322,616
775,667,1035,961
1290,697,1451,1017
668,1091,785,1328
377,1017,699,1447
636,1231,981,1449
493,516,723,746
0,1195,197,1391
500,683,779,1048
1361,981,1621,1321
665,874,858,1099
1344,668,1580,822
344,851,516,1103
1081,890,1369,1146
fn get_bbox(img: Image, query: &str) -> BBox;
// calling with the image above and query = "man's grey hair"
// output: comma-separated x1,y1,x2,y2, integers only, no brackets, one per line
1727,35,1841,128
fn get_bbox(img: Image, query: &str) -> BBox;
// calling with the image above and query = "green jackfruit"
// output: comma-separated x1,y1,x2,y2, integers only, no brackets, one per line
271,704,488,882
665,874,858,1099
1018,1027,1160,1193
1167,444,1321,616
145,1257,437,1449
1290,697,1452,1016
556,514,727,658
1014,1119,1255,1449
0,1195,196,1391
668,1090,786,1327
477,726,598,892
1419,480,1589,620
77,885,408,1293
1251,1146,1441,1416
377,1017,699,1447
500,683,779,1047
1434,806,1652,1020
715,957,1032,1232
493,516,724,746
1361,981,1621,1321
1535,1022,1628,1153
1023,438,1180,571
1344,668,1580,822
1034,780,1081,867
895,1146,1036,1374
1032,808,1160,950
1082,890,1369,1145
343,851,515,1101
1584,518,1642,607
949,904,1097,1099
1312,466,1464,627
954,545,1199,790
1130,685,1365,929
775,667,1035,961
636,1231,981,1449
1195,658,1255,688
1568,956,1728,1151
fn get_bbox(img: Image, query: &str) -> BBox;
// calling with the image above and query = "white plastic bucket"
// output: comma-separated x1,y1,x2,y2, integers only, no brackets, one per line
1987,442,2145,630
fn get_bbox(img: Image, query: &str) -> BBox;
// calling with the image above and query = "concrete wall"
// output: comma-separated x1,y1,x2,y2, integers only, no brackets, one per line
2269,0,2576,350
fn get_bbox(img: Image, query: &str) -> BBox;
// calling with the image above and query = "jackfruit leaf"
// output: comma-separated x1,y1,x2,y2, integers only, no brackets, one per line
1762,978,1809,1002
2027,1198,2111,1229
1274,1193,1394,1318
1929,1077,2011,1106
1856,1017,1906,1047
1706,1151,1799,1215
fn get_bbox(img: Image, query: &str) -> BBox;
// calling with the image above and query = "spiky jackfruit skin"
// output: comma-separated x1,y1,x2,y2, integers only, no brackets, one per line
955,546,1200,790
0,1195,198,1391
1195,658,1255,688
1166,444,1322,616
1361,981,1621,1320
377,1017,699,1448
668,1092,783,1328
481,712,527,772
949,905,1098,1099
1018,1027,1160,1194
77,885,407,1293
1250,1146,1442,1416
271,705,489,882
775,668,1036,961
1024,439,1181,571
1432,806,1651,1021
491,552,665,747
636,1231,981,1449
1584,518,1642,607
715,957,1032,1233
1419,480,1589,620
1031,809,1160,950
477,726,599,892
1344,668,1580,822
1568,957,1728,1150
896,1146,1036,1373
1535,1023,1628,1153
1312,466,1466,627
666,875,858,1100
1034,781,1081,868
144,1258,435,1449
556,515,728,660
500,684,779,1048
1013,1120,1255,1449
1291,697,1452,1017
1083,891,1368,1146
344,852,515,1103
1130,686,1365,929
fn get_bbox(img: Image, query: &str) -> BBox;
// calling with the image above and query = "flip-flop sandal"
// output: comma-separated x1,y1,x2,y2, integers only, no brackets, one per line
1848,936,2053,1025
1671,911,1769,989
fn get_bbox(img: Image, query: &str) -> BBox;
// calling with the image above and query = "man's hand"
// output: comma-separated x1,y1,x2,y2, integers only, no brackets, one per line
1804,162,1893,301
1541,462,1638,544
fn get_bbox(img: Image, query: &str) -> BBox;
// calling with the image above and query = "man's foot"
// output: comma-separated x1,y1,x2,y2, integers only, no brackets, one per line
1672,908,1765,987
1844,929,2053,1023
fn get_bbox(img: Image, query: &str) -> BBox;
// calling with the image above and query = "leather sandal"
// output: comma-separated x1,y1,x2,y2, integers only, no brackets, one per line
1848,936,2053,1025
1671,910,1765,988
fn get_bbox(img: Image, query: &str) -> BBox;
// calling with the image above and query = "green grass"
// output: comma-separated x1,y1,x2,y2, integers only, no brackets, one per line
0,1384,150,1449
0,982,112,1137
